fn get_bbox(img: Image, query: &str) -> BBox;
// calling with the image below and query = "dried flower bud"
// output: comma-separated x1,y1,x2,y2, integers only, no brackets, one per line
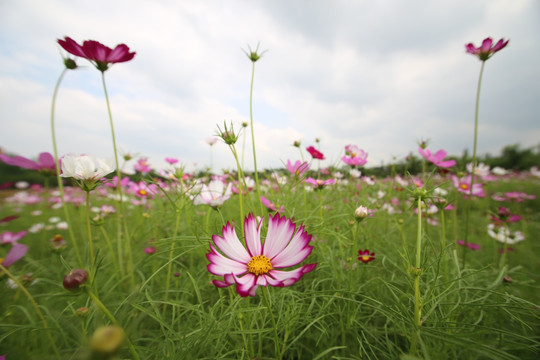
63,269,88,290
75,307,89,317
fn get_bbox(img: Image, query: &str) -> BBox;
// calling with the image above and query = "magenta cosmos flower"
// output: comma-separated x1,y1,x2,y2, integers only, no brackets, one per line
58,36,136,72
306,146,325,160
0,152,56,174
465,37,509,61
358,249,375,264
207,214,316,297
341,145,368,167
418,147,456,168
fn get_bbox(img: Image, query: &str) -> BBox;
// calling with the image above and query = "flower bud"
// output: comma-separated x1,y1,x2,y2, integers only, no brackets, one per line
354,206,369,221
90,325,125,354
75,307,89,317
63,269,88,290
63,58,78,70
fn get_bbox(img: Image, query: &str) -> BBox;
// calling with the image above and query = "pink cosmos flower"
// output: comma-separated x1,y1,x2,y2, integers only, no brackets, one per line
358,249,375,263
127,181,158,198
465,37,509,61
260,196,284,213
306,146,325,160
286,160,309,177
490,207,521,226
451,175,486,198
58,36,136,72
1,231,29,267
341,145,368,167
165,157,179,165
305,177,336,190
0,152,56,174
457,240,481,250
134,158,152,174
144,247,157,254
418,147,456,168
207,214,316,297
0,231,27,245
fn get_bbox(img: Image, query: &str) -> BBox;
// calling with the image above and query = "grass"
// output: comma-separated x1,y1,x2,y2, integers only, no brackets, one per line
1,171,539,359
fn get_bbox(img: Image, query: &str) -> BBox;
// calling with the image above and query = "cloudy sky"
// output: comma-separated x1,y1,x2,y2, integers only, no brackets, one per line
1,0,538,173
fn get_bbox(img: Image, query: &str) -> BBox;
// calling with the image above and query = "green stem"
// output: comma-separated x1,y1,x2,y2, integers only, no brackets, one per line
87,289,140,360
0,264,59,356
262,287,282,360
163,206,182,314
50,68,83,266
101,72,134,289
440,209,448,283
248,61,263,215
410,196,423,353
85,191,94,268
463,60,485,267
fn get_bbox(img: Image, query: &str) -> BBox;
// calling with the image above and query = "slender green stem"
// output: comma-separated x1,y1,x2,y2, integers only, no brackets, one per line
262,287,282,360
410,196,423,353
0,264,59,356
163,206,182,314
440,209,448,283
463,61,485,267
85,191,94,268
50,68,83,266
230,144,245,227
87,289,140,360
248,62,264,215
101,73,134,288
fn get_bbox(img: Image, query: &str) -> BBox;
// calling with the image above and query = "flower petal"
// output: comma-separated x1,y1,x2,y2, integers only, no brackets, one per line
267,264,317,287
212,223,251,263
244,214,262,256
206,244,248,276
271,225,313,268
263,214,296,259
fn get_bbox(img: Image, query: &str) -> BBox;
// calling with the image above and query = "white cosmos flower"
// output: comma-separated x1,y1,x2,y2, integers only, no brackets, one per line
192,180,233,207
487,223,525,245
60,154,115,181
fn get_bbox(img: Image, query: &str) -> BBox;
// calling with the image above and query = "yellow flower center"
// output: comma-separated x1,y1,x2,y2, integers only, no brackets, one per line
460,183,469,190
361,255,370,262
139,190,147,196
247,255,272,276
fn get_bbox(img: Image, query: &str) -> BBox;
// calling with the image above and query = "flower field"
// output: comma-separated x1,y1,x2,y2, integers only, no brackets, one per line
1,36,539,360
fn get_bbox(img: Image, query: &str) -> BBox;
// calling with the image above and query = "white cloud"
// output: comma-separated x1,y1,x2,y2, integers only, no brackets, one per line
0,0,538,174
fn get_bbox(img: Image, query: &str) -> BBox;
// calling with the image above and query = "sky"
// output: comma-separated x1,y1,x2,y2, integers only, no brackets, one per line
0,0,539,173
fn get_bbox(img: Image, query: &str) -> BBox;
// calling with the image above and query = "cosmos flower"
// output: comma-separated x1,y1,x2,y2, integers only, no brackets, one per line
451,175,486,198
306,146,325,160
487,224,525,245
207,214,316,297
342,145,368,167
192,180,233,208
418,147,456,168
358,249,375,263
465,37,509,61
286,160,309,177
260,195,284,213
58,36,136,72
305,177,335,190
457,240,481,250
134,158,152,174
60,154,115,192
0,152,56,174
